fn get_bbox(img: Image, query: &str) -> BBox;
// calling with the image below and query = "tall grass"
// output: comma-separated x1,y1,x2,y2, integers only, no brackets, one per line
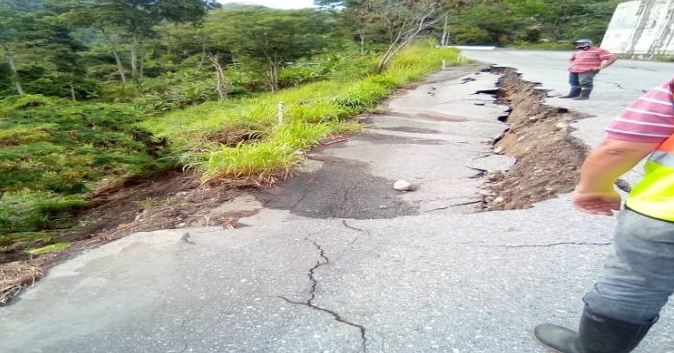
0,95,172,243
146,44,461,184
0,43,460,252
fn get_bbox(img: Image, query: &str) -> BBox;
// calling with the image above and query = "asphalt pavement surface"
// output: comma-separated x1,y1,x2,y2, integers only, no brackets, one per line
1,50,673,353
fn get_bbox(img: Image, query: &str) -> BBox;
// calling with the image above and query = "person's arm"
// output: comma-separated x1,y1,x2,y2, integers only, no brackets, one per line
599,56,616,70
576,79,674,215
574,138,659,215
597,50,617,70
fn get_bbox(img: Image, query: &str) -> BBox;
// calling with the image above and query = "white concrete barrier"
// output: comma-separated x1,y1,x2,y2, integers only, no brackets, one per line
601,0,674,57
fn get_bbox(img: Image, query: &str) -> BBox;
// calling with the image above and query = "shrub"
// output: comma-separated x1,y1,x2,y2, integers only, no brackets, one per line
0,192,88,235
0,100,171,239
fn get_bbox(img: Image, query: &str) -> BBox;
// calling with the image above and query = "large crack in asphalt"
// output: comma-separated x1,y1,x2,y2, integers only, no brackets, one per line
473,67,590,211
421,200,483,213
452,240,612,248
471,67,634,214
490,241,611,248
341,220,368,234
279,239,369,353
177,316,190,353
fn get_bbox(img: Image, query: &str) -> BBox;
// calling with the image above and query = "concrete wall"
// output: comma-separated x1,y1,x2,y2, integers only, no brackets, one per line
601,0,674,57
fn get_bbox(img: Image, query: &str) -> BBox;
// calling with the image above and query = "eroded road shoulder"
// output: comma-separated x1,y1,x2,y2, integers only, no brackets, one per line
255,66,513,219
3,62,662,353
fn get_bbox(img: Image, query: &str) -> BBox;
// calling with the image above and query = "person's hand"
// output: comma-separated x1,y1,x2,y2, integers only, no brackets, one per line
573,190,622,216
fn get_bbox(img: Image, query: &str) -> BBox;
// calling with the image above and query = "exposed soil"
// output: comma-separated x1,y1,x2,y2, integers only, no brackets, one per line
0,66,593,305
0,170,241,305
0,133,358,305
480,68,589,210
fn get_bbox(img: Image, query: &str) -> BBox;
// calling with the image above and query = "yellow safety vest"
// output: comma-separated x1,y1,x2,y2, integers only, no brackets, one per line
626,86,674,221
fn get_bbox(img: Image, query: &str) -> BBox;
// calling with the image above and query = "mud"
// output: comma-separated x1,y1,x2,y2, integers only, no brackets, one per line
480,68,588,210
0,171,241,304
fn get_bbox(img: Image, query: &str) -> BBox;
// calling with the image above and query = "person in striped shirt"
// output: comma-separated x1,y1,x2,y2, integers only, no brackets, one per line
535,79,674,352
560,39,617,100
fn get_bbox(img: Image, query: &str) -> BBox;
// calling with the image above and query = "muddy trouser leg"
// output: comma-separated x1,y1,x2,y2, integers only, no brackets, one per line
583,209,674,324
578,71,596,91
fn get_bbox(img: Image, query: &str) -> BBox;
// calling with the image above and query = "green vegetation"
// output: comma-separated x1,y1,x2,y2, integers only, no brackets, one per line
507,41,574,51
0,0,620,255
652,55,674,63
318,1,621,48
447,0,622,46
27,242,71,256
0,43,459,249
147,44,460,185
0,96,170,239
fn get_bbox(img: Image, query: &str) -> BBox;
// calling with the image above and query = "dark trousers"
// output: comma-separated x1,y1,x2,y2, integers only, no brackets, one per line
569,71,597,90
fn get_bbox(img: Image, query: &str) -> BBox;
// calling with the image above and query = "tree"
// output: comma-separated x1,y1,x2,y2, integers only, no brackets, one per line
0,0,48,12
0,6,25,95
449,3,519,45
208,52,229,100
0,6,87,97
99,27,128,84
435,0,620,46
503,0,620,44
207,8,332,92
57,0,218,83
431,1,486,47
556,0,621,43
373,0,446,73
25,13,88,99
317,0,448,73
316,0,384,55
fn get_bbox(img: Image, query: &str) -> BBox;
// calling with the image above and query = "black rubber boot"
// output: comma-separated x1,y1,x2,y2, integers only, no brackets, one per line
560,87,581,98
573,89,592,100
534,308,656,353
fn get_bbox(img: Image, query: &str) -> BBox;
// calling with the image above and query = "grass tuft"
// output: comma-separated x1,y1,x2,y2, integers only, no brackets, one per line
148,44,461,185
27,242,71,256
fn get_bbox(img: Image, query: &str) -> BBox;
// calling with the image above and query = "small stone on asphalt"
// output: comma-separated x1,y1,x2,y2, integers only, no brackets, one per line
393,180,415,191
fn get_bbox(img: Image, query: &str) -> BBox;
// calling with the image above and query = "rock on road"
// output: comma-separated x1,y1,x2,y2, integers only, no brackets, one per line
1,50,673,353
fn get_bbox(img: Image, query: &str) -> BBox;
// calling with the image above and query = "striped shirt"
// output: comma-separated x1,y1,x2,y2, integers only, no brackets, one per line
569,48,615,73
606,79,674,143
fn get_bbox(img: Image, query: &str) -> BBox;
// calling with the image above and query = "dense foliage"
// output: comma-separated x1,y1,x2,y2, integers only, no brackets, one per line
0,0,620,253
452,0,622,46
0,95,170,238
1,0,622,100
318,0,621,47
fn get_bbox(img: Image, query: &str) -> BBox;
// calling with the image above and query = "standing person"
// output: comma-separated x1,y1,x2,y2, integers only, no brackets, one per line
560,39,617,100
534,78,674,352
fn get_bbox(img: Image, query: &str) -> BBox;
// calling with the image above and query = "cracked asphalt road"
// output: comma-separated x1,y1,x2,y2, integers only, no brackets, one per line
1,52,674,353
279,240,369,353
